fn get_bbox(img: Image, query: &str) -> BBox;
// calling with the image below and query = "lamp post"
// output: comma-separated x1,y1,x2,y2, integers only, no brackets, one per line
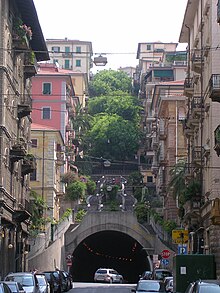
93,54,108,66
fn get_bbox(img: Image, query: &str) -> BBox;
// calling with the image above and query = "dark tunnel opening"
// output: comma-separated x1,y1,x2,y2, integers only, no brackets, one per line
70,230,151,283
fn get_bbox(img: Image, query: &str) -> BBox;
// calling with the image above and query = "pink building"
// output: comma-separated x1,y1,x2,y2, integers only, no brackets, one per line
31,63,79,172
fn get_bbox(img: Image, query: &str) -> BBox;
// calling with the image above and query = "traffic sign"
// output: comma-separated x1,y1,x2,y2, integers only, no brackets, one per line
161,259,169,266
172,229,189,244
161,249,170,259
178,244,188,255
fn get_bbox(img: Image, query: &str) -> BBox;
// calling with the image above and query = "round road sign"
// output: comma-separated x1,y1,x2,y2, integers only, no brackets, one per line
161,249,170,259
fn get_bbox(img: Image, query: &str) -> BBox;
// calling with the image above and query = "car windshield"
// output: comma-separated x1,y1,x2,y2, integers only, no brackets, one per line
137,281,164,291
96,270,107,274
6,276,34,287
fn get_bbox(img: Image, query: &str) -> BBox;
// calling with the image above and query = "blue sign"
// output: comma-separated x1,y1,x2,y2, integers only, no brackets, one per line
178,244,188,255
161,259,169,266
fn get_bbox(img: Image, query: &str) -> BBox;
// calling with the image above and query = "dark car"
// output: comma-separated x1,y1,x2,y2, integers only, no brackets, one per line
0,283,12,293
152,269,172,281
131,280,166,293
42,271,65,293
139,271,153,280
60,272,72,291
185,279,220,293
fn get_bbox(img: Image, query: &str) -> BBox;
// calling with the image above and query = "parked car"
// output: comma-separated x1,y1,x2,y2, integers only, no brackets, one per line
59,272,72,291
2,282,25,293
94,268,123,283
164,277,173,292
131,280,166,293
4,273,40,293
42,272,57,293
0,283,12,293
185,279,220,293
139,271,153,280
35,274,50,293
152,269,172,281
42,271,64,293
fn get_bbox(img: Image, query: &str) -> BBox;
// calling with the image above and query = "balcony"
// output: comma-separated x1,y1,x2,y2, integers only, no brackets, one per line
56,151,65,166
192,146,204,167
184,77,194,97
21,155,37,175
24,51,38,78
191,49,204,73
210,198,220,225
208,74,220,103
13,199,31,222
184,198,201,220
10,142,27,162
12,35,30,51
191,96,204,118
62,52,72,58
17,95,32,119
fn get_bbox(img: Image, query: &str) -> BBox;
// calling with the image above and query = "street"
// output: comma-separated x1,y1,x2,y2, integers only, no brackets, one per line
71,282,136,293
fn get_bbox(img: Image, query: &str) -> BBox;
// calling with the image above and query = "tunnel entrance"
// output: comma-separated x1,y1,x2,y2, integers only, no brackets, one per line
70,230,151,283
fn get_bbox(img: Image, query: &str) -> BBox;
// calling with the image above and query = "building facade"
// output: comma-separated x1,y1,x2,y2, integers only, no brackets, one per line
0,0,49,277
136,42,188,223
46,38,93,79
179,0,220,275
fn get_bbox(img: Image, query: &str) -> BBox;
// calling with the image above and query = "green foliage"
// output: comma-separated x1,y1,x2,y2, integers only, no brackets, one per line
59,208,72,222
75,209,86,222
104,185,119,201
66,180,87,201
29,191,50,231
88,93,140,124
84,114,141,160
134,202,149,223
162,220,177,234
128,171,144,187
86,178,96,195
180,180,201,204
89,69,132,97
168,159,186,201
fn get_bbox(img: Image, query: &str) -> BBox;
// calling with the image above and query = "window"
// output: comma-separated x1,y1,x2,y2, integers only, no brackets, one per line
43,83,51,95
31,139,38,148
51,46,60,52
64,59,70,69
42,107,51,119
30,169,37,181
147,176,153,183
76,59,81,67
76,46,81,53
65,46,70,53
147,44,151,51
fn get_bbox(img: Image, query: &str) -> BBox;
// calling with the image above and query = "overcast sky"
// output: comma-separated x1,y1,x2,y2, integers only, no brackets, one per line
33,0,188,70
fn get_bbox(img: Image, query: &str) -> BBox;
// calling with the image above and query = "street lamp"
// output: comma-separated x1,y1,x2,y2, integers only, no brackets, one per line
93,54,108,66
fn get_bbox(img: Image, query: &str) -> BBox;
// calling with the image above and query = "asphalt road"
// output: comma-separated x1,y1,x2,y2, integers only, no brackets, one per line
71,282,136,293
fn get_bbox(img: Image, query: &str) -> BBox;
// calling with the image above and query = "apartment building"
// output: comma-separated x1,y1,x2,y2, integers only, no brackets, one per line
136,42,187,221
179,0,220,274
30,124,65,221
46,38,93,79
0,0,49,277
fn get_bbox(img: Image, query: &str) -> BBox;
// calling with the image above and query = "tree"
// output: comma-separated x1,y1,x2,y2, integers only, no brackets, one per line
89,69,132,97
83,114,141,160
168,159,186,202
66,180,87,202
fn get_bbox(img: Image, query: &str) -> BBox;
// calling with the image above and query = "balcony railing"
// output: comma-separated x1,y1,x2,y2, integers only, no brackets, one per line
191,96,204,118
21,155,37,175
192,146,204,167
208,74,220,103
184,77,194,97
18,94,32,119
13,199,31,222
191,49,204,73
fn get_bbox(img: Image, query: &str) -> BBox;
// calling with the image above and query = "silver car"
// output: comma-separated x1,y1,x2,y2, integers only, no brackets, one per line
4,273,40,293
2,282,25,293
94,268,123,283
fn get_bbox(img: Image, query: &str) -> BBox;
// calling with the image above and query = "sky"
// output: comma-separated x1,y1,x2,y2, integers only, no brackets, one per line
33,0,188,70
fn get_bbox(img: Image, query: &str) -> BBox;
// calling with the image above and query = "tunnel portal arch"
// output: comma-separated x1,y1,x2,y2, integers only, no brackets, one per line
65,212,155,282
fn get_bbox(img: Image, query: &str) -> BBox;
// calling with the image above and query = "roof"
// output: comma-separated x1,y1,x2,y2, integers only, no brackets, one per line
16,0,49,61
